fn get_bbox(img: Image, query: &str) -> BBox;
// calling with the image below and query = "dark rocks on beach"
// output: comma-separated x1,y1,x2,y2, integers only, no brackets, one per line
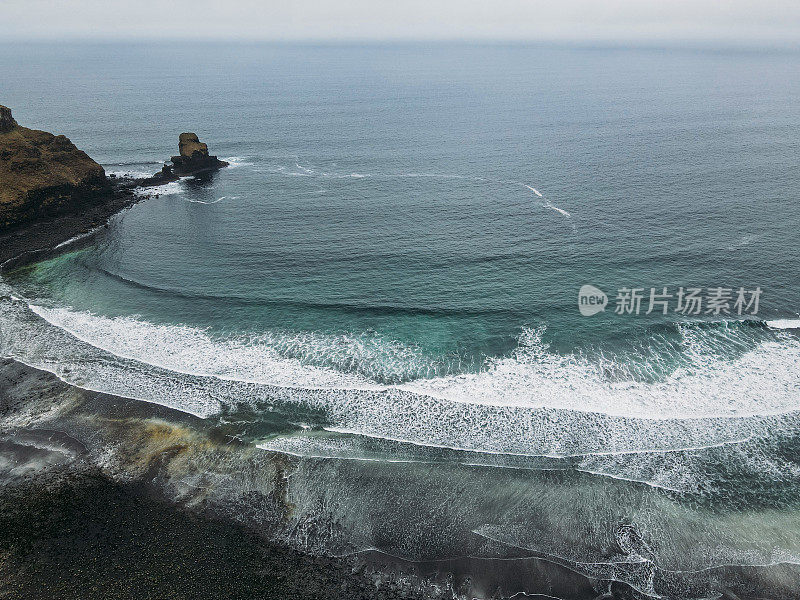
0,469,439,600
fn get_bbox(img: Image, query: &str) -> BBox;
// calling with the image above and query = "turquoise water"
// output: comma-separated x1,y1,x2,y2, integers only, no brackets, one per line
3,42,800,597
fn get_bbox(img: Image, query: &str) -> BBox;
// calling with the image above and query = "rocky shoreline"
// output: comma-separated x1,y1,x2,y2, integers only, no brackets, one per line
0,183,138,267
0,105,228,265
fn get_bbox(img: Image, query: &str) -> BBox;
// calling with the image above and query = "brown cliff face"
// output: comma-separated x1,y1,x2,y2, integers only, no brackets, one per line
0,106,109,230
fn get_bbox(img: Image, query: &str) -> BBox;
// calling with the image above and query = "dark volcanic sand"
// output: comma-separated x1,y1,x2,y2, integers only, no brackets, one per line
0,470,445,600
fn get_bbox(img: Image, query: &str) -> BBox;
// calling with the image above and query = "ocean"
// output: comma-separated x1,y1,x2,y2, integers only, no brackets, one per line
2,41,800,597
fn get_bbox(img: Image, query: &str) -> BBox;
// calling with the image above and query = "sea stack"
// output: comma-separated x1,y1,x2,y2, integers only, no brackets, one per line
169,132,228,176
0,106,109,230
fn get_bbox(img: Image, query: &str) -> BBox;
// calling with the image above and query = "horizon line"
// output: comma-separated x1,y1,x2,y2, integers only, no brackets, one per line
3,36,800,49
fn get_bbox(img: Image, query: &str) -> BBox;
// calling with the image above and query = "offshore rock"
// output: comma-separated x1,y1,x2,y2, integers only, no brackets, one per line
169,132,228,176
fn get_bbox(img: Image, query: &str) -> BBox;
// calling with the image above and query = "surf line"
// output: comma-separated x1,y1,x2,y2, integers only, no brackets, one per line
522,183,572,219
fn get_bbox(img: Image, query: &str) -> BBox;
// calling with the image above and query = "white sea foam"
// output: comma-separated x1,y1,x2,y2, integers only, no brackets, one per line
104,162,162,179
403,326,800,419
767,318,800,330
521,182,573,219
26,302,800,421
185,196,240,205
524,184,543,197
325,171,370,179
133,180,183,197
2,287,800,465
222,156,253,168
53,228,101,250
545,202,571,218
255,429,767,486
258,161,371,179
256,436,429,464
255,165,312,177
24,303,372,391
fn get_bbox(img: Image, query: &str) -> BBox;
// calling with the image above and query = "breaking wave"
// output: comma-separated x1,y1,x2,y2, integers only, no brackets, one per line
104,161,163,179
222,156,254,168
4,279,800,598
133,180,183,197
2,283,800,461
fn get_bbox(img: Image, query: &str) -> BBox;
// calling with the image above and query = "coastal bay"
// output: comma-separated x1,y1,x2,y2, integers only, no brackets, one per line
2,41,800,599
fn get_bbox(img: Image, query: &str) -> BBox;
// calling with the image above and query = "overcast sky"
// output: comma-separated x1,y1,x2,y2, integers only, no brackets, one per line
5,0,800,43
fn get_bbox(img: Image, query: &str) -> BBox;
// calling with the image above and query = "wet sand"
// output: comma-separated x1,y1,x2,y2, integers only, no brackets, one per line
0,358,609,600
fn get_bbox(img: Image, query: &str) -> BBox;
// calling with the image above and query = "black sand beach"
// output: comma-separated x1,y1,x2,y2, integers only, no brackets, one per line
0,356,610,600
0,467,439,600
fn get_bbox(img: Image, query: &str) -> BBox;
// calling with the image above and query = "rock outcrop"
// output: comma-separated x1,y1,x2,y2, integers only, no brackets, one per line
0,106,17,133
141,132,228,185
0,106,110,230
169,132,228,176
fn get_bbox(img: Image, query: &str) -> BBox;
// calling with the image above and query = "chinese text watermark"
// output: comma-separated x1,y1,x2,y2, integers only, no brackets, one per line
578,285,761,317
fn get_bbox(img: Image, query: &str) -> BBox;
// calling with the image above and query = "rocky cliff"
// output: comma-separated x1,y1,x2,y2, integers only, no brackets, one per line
0,106,110,230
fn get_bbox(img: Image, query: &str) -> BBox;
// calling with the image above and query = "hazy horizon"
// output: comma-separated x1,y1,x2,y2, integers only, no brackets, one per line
5,0,800,45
